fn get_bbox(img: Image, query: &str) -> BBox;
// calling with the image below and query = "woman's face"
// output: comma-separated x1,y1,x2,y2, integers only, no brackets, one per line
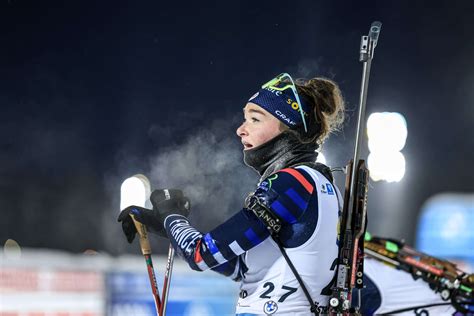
236,102,282,150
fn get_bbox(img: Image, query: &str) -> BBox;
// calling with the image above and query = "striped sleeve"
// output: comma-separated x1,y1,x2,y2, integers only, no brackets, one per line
163,168,315,273
164,208,269,273
211,255,248,282
253,167,315,225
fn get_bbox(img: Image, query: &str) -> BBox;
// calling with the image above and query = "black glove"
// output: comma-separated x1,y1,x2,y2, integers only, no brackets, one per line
117,189,191,243
150,188,191,219
117,205,167,243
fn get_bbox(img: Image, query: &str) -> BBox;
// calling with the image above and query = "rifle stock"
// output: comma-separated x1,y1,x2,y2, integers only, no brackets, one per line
330,160,369,315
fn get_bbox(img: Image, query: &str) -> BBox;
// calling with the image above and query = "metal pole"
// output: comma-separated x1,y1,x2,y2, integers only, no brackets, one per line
346,21,381,232
159,244,175,316
347,21,382,313
131,217,162,315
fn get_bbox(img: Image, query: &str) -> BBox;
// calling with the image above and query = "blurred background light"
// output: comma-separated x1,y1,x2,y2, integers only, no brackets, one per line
316,152,327,165
3,238,22,259
367,112,407,152
416,193,474,270
367,112,407,182
368,151,406,182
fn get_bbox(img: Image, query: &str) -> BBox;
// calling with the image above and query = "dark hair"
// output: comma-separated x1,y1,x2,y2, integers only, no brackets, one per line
285,77,345,145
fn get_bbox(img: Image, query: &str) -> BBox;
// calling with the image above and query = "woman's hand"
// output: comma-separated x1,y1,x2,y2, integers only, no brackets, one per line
117,189,191,243
150,189,191,219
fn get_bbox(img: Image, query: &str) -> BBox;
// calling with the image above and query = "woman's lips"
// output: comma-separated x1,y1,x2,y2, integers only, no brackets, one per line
243,141,253,150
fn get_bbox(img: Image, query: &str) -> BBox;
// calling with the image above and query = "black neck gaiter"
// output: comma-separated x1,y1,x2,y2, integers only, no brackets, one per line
243,132,319,181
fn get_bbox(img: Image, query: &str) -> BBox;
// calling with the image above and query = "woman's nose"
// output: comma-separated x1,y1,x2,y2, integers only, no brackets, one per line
236,122,248,137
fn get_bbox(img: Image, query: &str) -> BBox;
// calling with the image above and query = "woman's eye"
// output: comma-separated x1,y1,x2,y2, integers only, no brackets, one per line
251,117,260,122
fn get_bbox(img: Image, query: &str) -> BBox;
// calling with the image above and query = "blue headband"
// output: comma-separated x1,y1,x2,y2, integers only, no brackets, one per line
248,86,310,130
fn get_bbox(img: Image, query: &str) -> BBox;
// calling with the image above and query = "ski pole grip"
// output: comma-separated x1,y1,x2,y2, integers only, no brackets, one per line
131,215,152,255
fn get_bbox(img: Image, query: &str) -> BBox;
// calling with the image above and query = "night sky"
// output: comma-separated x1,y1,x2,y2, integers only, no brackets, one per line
1,1,473,255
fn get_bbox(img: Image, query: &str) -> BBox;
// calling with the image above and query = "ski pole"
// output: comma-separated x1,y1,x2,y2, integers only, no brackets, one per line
120,176,162,315
159,244,175,316
131,216,162,315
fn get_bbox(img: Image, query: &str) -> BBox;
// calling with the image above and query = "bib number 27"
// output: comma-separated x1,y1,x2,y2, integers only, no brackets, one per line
259,282,297,302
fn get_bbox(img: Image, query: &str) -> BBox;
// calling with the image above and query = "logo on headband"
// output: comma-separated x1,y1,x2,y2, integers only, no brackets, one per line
248,88,307,129
263,86,283,96
286,98,309,117
248,92,259,102
263,86,309,118
275,110,297,126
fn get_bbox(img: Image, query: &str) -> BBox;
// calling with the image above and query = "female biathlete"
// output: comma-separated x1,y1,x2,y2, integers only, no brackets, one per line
119,73,345,315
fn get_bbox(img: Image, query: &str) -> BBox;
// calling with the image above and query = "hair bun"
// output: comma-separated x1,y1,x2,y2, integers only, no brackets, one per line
306,78,338,115
295,77,345,144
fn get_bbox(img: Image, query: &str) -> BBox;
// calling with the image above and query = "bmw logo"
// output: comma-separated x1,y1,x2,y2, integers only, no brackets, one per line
263,300,278,315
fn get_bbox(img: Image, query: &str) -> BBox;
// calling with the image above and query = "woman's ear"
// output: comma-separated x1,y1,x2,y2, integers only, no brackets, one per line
278,122,289,132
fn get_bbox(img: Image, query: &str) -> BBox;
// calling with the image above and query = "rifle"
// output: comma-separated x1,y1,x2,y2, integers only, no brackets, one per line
328,21,382,315
365,234,474,314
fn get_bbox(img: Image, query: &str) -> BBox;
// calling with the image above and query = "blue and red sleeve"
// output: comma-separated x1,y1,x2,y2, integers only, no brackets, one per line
255,167,316,225
163,167,317,273
164,208,269,272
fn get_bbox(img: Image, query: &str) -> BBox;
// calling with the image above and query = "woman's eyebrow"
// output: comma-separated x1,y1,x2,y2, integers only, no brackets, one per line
246,108,267,116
